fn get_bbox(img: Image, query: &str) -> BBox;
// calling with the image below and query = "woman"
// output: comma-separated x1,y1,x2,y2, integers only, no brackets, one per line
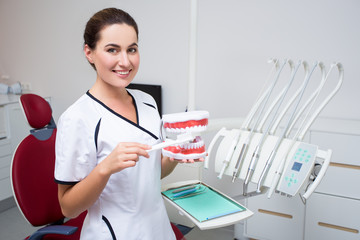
55,8,196,240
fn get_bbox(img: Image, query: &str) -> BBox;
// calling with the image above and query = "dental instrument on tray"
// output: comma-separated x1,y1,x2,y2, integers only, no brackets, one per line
148,110,209,160
243,60,302,195
229,59,287,182
255,61,318,193
267,62,343,199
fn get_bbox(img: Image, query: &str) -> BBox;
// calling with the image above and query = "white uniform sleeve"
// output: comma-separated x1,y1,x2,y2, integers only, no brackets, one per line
55,109,97,184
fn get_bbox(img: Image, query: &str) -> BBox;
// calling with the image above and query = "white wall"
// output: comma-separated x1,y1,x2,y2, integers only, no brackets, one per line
0,0,359,121
196,0,360,120
0,0,190,120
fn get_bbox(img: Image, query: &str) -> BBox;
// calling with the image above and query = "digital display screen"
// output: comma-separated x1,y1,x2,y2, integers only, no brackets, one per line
291,162,303,172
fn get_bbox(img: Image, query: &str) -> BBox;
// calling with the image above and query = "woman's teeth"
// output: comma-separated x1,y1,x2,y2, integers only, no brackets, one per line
114,70,130,75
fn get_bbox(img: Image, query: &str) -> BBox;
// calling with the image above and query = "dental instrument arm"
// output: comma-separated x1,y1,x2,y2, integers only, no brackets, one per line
267,62,343,198
285,62,327,137
241,59,280,130
297,62,343,140
302,149,331,200
256,62,317,193
204,127,226,169
267,63,327,198
269,61,311,135
231,60,287,183
218,132,240,179
243,60,301,195
231,137,249,182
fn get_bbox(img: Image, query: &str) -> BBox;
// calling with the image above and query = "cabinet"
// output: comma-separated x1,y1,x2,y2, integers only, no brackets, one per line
0,95,30,203
243,118,360,240
304,130,360,239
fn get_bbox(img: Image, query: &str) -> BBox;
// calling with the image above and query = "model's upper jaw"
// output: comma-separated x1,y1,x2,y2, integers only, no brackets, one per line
162,110,209,134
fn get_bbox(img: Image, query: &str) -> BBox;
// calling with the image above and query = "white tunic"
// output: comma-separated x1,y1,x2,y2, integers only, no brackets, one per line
55,90,175,240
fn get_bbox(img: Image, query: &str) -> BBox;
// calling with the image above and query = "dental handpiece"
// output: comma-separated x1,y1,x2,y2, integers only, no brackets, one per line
267,149,291,198
231,138,249,182
256,149,276,193
243,145,260,195
218,132,240,179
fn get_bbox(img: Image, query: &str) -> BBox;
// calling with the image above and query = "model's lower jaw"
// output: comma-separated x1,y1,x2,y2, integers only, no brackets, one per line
163,137,206,159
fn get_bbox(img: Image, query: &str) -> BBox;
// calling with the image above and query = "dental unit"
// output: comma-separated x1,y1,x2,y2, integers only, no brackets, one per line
160,59,343,231
206,59,343,200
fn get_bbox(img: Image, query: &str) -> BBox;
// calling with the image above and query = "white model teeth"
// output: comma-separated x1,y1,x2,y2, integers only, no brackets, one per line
165,125,207,134
180,140,204,149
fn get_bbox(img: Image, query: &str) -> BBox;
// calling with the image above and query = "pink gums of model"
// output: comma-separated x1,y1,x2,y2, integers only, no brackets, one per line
162,111,209,159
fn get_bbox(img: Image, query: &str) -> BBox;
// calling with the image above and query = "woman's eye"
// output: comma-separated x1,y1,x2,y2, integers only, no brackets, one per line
128,48,137,54
107,48,118,54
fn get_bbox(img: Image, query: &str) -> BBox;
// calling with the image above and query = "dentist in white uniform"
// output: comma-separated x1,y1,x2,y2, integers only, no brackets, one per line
55,8,199,240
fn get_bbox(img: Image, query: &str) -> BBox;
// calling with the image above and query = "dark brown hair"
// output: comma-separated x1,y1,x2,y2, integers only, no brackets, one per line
84,8,139,69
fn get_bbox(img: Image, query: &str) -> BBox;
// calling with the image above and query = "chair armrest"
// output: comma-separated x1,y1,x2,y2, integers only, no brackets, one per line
27,225,78,240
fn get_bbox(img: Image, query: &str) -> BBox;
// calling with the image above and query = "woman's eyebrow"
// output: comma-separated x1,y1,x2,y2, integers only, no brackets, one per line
105,43,120,48
104,43,138,48
129,43,138,47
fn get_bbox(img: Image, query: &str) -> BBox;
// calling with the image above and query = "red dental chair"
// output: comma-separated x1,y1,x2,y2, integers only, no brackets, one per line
10,93,86,240
11,93,185,240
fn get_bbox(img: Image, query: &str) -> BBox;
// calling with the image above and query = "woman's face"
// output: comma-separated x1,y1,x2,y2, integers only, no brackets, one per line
85,23,140,89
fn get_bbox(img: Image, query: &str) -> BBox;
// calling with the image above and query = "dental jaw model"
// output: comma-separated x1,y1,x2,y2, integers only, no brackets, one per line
157,111,209,160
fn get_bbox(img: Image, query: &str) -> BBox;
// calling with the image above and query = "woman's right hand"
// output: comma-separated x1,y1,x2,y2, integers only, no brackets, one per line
99,142,151,175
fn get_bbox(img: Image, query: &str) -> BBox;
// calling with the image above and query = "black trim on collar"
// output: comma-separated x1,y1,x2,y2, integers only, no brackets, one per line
86,91,158,140
143,102,156,109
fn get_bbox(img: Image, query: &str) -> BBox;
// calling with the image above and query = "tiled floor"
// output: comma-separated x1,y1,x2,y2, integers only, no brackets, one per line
0,207,40,240
186,225,235,240
0,206,236,240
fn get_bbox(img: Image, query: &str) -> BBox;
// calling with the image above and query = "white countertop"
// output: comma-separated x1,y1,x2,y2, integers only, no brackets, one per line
0,94,21,106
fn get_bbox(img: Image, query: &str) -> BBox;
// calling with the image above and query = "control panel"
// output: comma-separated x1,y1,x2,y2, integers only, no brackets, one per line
277,142,318,196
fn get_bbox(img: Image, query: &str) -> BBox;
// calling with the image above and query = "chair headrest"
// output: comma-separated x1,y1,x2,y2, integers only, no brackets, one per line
20,94,52,129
